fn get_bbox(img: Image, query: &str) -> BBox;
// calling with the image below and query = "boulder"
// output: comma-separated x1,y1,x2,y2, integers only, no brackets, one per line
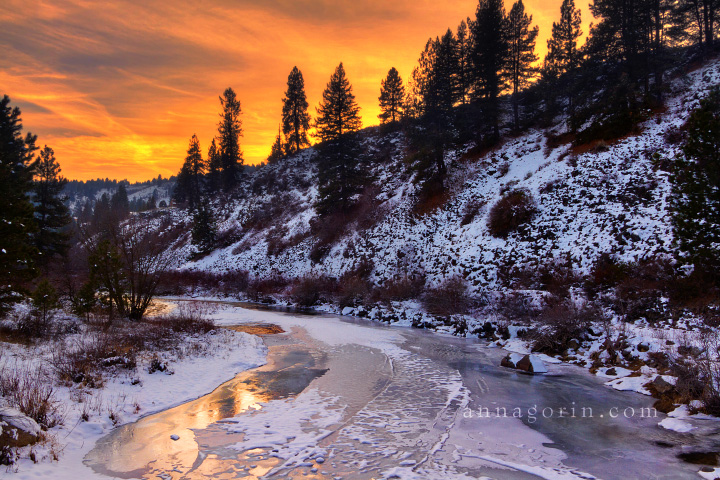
651,375,675,395
0,407,42,448
501,353,525,369
516,355,549,374
501,354,548,374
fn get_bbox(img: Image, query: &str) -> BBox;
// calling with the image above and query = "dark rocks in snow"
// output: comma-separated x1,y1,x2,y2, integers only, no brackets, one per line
501,353,548,374
0,407,42,448
651,375,675,395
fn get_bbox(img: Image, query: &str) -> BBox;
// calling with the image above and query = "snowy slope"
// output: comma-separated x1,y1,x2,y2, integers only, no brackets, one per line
166,59,720,293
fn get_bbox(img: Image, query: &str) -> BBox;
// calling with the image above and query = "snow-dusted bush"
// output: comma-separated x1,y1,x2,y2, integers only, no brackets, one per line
422,276,471,316
487,189,537,238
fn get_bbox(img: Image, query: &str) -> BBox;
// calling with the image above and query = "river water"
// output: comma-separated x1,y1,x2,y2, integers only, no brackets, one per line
84,301,720,479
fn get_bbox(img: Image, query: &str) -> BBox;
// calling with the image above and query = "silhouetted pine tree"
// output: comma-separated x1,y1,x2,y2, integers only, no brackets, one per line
378,67,405,124
217,88,243,191
33,146,71,266
281,67,311,155
174,134,205,209
111,183,130,218
471,0,509,140
672,88,720,280
314,63,364,215
456,18,474,105
506,0,538,130
545,0,582,130
314,63,362,142
267,126,285,163
0,95,38,310
206,138,222,194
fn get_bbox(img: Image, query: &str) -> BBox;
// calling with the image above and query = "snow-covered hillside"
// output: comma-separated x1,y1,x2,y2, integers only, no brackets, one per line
163,59,720,294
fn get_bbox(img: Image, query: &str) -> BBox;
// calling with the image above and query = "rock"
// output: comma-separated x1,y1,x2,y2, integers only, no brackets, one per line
651,376,675,395
316,456,325,464
567,339,580,351
500,353,525,369
170,434,180,441
637,343,650,353
515,355,549,374
0,407,42,448
502,354,547,374
606,367,617,376
341,307,354,316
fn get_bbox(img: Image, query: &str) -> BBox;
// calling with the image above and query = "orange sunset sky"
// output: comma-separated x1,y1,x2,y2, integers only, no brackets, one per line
1,0,591,182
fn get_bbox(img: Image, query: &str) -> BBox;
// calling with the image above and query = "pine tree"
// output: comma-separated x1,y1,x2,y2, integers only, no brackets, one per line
471,0,509,139
111,183,130,218
672,88,720,279
0,95,38,310
434,29,462,113
191,202,217,256
267,126,285,163
315,63,362,142
174,134,205,209
546,0,582,130
378,67,405,124
314,63,364,215
506,0,539,130
456,18,474,105
206,138,222,194
33,145,71,266
217,88,243,191
281,67,311,155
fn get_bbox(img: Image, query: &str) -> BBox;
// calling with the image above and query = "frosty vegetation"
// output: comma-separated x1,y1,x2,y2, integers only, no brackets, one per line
2,0,720,471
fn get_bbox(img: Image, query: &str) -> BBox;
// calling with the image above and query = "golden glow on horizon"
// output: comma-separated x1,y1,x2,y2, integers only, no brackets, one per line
2,0,591,182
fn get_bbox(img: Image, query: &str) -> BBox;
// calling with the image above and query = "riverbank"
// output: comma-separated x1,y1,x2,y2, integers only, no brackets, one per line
1,302,267,478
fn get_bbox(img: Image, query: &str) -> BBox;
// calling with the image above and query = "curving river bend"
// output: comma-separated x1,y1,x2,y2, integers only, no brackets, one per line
84,301,720,479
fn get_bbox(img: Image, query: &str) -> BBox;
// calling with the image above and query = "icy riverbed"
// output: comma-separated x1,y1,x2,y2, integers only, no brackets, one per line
79,301,720,479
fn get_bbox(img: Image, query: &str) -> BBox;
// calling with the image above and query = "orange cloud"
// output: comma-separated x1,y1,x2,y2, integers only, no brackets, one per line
1,0,592,182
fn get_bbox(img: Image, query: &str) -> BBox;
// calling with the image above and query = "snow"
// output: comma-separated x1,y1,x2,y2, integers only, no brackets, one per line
528,355,548,373
4,324,267,479
659,417,695,433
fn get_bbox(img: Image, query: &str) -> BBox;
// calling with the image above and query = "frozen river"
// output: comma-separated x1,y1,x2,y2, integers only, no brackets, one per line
84,301,718,479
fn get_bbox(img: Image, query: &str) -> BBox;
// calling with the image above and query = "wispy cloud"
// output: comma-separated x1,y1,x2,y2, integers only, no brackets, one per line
1,0,590,181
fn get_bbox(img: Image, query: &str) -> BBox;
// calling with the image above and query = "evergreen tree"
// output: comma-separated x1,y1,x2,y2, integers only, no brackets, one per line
174,134,205,209
471,0,509,139
206,138,222,194
546,0,582,130
267,126,285,163
191,202,217,256
378,67,405,124
217,88,243,191
434,29,462,113
672,89,720,280
0,95,38,310
33,145,71,266
281,66,311,155
92,193,111,232
456,18,474,105
506,0,538,130
314,63,364,215
111,183,130,218
314,63,362,142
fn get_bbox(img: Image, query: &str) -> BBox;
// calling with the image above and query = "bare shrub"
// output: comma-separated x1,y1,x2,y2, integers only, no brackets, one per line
495,292,543,324
530,299,603,354
246,275,290,302
487,189,537,238
0,362,63,429
373,274,426,304
422,276,471,316
290,275,337,307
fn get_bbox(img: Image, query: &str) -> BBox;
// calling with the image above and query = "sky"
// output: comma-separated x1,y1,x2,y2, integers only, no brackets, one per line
1,0,591,182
